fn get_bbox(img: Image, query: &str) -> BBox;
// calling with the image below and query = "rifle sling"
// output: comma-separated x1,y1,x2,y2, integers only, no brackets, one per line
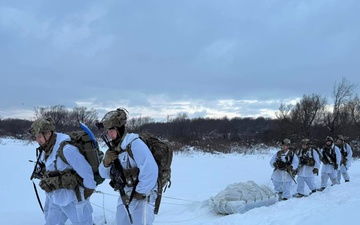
113,157,138,201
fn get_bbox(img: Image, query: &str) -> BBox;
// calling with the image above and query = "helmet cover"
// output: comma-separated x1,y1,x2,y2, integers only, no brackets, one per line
101,108,128,130
29,118,55,135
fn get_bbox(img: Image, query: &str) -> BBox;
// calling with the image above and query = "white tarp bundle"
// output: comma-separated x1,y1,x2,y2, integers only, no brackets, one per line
209,181,277,214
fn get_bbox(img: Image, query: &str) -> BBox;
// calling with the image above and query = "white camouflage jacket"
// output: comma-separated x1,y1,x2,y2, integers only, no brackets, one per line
320,143,341,173
40,132,96,206
297,148,321,177
339,143,353,168
99,133,158,206
270,150,299,182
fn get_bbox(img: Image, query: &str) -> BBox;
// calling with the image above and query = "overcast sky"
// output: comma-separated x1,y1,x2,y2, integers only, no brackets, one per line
1,0,359,121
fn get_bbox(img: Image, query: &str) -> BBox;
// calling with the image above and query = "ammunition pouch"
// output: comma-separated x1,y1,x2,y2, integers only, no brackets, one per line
307,158,315,166
276,161,288,170
109,170,123,191
300,157,315,167
322,148,336,165
39,170,79,193
110,167,139,190
300,158,308,165
321,158,330,164
123,167,139,187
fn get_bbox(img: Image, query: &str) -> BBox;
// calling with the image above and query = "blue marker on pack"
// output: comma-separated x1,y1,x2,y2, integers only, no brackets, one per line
80,122,98,149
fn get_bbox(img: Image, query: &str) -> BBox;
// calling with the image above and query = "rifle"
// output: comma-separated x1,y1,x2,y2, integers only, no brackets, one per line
286,166,297,184
101,134,133,224
29,147,45,213
274,159,297,184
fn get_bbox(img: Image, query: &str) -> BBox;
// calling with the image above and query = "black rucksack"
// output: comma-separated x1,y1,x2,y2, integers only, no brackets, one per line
126,132,173,214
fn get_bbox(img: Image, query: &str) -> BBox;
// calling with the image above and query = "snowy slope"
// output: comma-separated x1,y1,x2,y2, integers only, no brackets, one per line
0,138,358,225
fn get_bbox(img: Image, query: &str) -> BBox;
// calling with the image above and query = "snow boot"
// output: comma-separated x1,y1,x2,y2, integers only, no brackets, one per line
293,193,305,198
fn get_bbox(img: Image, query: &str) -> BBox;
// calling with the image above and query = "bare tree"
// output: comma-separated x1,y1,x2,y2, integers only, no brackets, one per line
70,107,98,125
348,96,360,125
170,112,189,122
34,105,99,132
34,105,69,130
275,103,294,139
275,103,293,120
324,77,357,134
289,94,326,138
127,116,153,132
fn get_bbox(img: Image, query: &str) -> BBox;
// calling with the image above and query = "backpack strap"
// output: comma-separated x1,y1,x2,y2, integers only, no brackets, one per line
56,141,70,165
124,137,140,160
288,150,294,163
323,146,336,164
123,138,140,200
309,147,315,158
277,150,293,164
341,144,348,157
313,147,321,159
124,136,163,214
55,141,82,201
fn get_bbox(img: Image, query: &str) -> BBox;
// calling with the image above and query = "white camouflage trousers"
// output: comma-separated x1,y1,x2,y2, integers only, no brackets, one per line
296,176,317,195
44,197,93,225
320,170,338,188
116,192,157,225
337,165,350,183
272,180,292,199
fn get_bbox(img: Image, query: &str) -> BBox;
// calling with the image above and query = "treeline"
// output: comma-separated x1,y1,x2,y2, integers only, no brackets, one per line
0,77,359,156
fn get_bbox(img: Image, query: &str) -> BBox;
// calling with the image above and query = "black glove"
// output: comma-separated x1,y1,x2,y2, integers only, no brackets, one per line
287,165,293,171
103,150,118,167
312,168,318,175
273,162,278,169
84,188,94,199
334,164,338,170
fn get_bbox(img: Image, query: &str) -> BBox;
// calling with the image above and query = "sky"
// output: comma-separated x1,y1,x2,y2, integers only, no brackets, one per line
1,0,360,121
0,137,359,225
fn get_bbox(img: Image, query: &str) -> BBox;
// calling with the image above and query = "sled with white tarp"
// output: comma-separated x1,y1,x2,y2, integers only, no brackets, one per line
209,181,277,214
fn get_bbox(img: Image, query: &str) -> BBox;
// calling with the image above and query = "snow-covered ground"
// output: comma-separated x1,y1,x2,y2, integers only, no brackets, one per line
0,138,359,225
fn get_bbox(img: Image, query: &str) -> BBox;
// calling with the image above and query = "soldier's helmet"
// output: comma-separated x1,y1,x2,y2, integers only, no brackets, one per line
29,118,55,136
282,138,291,145
326,136,334,142
337,135,344,141
301,138,310,145
101,108,128,130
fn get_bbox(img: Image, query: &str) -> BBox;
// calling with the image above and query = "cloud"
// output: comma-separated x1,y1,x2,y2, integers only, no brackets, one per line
0,0,359,121
196,39,238,65
0,6,51,39
0,2,113,57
